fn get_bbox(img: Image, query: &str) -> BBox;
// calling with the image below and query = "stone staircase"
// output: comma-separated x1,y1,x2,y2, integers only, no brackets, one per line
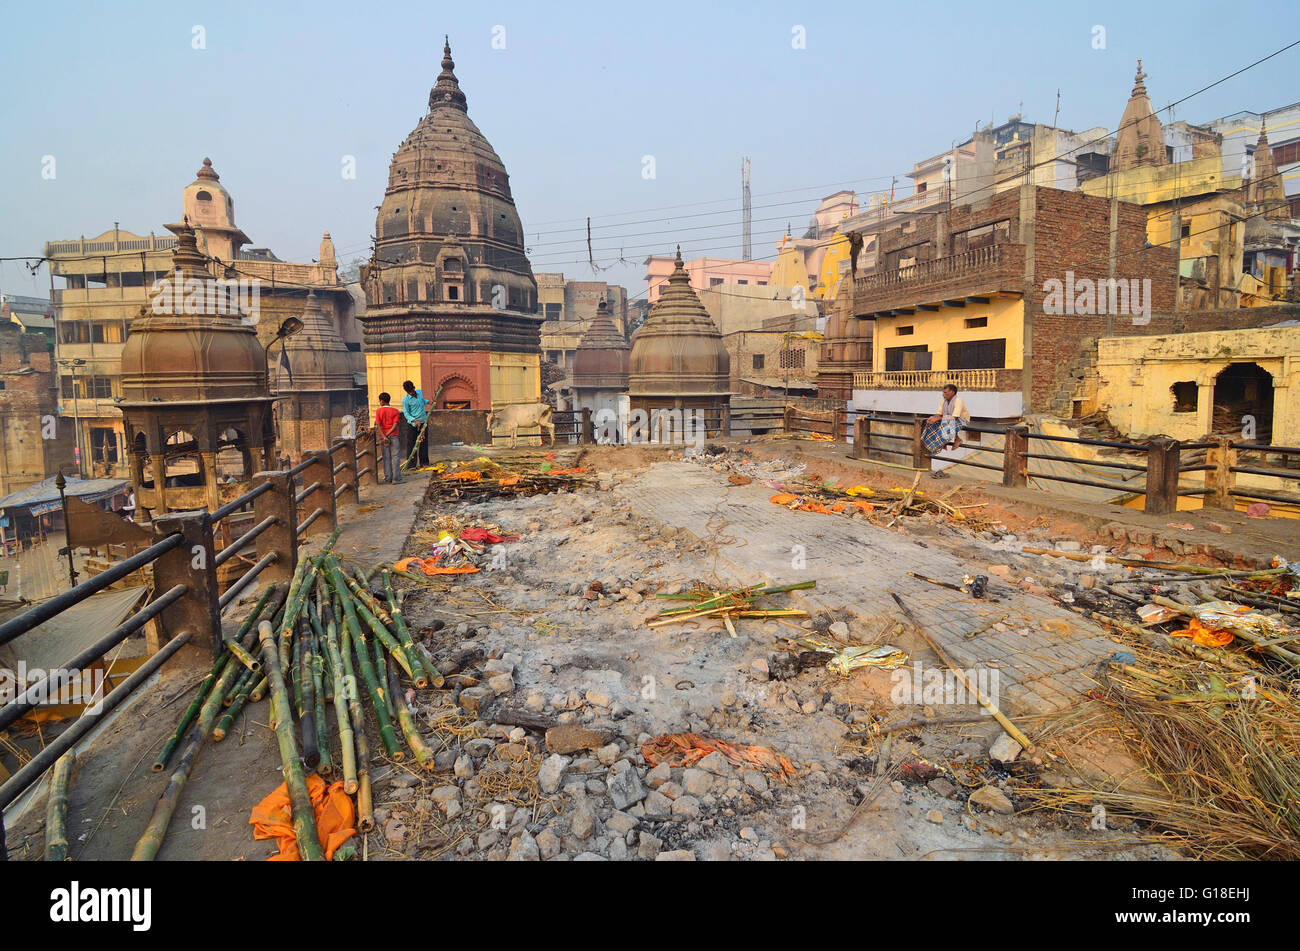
1042,337,1100,418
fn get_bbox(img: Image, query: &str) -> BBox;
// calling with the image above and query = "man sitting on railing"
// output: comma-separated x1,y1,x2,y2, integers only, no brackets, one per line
923,384,970,456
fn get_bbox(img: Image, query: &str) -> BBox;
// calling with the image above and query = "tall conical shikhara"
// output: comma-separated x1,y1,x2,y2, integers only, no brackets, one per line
274,289,359,461
359,36,540,416
1112,59,1168,172
1247,122,1290,222
572,297,630,393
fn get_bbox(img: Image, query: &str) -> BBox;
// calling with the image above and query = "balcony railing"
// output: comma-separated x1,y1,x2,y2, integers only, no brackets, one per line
853,368,1020,391
855,244,1011,293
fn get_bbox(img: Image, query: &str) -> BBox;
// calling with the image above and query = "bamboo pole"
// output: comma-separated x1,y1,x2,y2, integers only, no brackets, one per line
310,627,332,780
297,617,320,771
891,591,1035,753
213,669,255,741
132,619,258,859
152,583,280,772
384,569,442,687
339,567,424,686
327,560,402,758
319,587,358,795
257,620,324,861
386,662,434,768
43,752,75,861
222,636,261,674
337,606,373,829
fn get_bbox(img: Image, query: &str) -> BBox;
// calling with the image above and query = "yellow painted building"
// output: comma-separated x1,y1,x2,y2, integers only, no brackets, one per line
872,296,1025,373
1094,326,1298,446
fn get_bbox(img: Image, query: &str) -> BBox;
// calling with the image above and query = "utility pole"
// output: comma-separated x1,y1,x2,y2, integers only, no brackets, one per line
741,158,752,260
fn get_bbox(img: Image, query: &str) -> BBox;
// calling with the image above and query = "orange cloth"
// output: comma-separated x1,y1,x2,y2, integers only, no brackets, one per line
442,470,482,481
497,475,520,487
1170,618,1235,648
250,774,356,861
770,493,799,505
395,557,480,576
642,732,796,783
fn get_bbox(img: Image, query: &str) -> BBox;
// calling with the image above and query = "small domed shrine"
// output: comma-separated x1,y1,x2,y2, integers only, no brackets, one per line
569,297,629,425
628,249,730,437
273,289,361,462
119,220,274,519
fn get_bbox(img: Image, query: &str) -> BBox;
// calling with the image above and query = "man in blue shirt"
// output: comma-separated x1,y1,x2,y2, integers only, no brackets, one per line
400,379,432,468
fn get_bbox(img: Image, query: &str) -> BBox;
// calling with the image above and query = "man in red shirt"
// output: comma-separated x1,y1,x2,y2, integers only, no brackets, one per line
374,392,403,484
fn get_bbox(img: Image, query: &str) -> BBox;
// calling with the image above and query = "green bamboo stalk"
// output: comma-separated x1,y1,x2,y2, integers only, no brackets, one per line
307,601,334,703
132,619,256,860
256,620,324,860
222,636,262,674
213,669,256,741
341,569,424,686
383,569,442,687
221,665,256,708
319,589,358,795
326,559,401,758
337,606,373,828
43,752,75,861
310,628,332,779
297,617,320,772
152,583,280,772
249,674,269,703
386,663,434,769
373,634,395,720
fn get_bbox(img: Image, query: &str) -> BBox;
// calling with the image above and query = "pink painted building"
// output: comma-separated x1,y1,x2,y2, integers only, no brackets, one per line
643,255,774,304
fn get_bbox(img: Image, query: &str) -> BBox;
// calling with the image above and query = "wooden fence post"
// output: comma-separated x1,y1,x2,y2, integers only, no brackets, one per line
1204,436,1234,509
852,416,869,460
1144,437,1182,515
911,418,926,469
580,408,593,445
251,470,297,585
1003,425,1029,488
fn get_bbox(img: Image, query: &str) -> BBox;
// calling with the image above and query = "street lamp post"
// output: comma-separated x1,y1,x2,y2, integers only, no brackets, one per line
54,470,79,590
58,357,87,478
265,315,304,465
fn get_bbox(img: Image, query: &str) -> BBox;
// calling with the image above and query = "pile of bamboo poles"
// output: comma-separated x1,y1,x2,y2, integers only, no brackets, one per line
647,581,815,637
132,526,444,861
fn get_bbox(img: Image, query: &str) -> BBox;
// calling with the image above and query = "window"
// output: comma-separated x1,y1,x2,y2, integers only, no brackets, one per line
737,280,748,285
1180,223,1191,240
544,303,562,321
964,316,988,329
61,375,76,399
896,325,914,336
752,354,765,370
1171,381,1198,413
885,345,931,371
951,220,1010,253
947,338,1006,370
779,348,805,369
709,278,724,287
446,285,459,301
916,182,927,193
91,427,119,465
90,376,114,399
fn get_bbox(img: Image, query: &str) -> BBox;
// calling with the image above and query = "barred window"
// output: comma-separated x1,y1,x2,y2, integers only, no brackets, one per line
779,348,805,369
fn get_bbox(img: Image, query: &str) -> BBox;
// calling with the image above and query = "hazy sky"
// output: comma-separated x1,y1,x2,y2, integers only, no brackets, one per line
1,1,1294,300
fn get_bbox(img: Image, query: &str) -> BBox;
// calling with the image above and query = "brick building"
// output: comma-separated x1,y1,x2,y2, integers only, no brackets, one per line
0,326,76,495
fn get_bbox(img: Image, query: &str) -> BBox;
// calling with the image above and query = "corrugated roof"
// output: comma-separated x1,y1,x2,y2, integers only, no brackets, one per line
0,475,130,515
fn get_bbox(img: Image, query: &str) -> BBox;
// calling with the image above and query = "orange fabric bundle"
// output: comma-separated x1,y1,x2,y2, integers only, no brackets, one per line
1170,618,1235,648
442,470,481,481
250,774,356,861
395,557,479,576
497,475,520,487
641,732,796,783
770,493,799,505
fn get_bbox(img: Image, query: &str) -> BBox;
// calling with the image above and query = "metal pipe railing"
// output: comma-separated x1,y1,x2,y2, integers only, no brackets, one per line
218,551,277,610
0,533,185,648
0,584,188,732
295,481,323,504
0,631,192,811
297,508,326,536
213,515,277,567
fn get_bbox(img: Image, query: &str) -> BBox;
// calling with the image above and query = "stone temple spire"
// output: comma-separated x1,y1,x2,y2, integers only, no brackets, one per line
1112,58,1168,172
429,36,468,113
1248,120,1290,222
